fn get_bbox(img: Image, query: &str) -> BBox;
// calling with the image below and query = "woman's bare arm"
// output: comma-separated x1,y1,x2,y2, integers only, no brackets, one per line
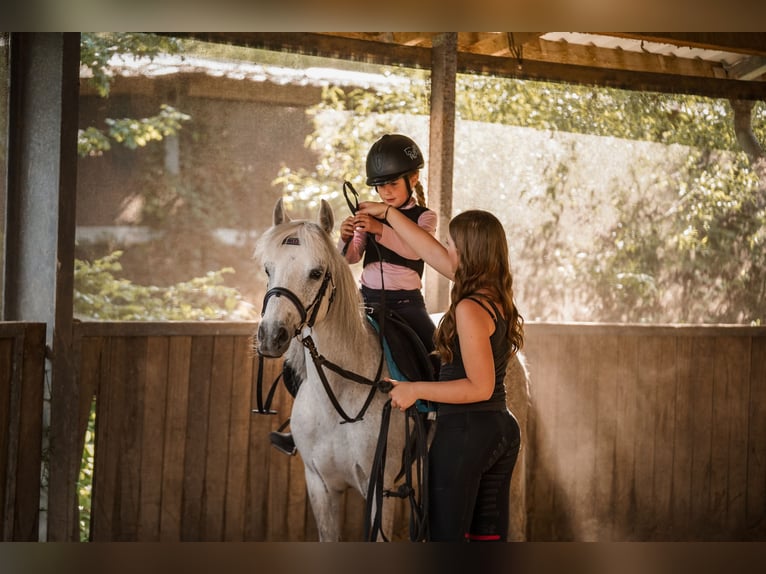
358,201,454,280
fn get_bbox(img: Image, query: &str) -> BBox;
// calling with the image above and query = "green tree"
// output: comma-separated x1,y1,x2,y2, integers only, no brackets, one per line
274,69,766,324
79,33,190,157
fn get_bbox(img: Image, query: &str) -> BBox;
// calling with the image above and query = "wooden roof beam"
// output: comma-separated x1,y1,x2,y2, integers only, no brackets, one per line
606,33,766,57
726,56,766,81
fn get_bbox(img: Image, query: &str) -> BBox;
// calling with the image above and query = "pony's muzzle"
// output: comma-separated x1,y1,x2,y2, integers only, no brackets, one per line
257,321,292,357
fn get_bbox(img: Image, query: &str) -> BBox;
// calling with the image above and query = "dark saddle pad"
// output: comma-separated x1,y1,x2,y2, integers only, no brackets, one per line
365,305,437,383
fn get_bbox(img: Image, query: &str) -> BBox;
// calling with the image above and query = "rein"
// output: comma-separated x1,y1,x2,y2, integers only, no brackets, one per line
365,399,430,542
259,267,388,424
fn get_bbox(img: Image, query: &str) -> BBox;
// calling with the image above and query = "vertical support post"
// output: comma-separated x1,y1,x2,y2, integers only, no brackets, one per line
425,32,457,314
4,32,80,540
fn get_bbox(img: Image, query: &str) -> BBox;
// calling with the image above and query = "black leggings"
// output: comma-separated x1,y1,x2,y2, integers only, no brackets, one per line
360,286,436,355
427,409,521,542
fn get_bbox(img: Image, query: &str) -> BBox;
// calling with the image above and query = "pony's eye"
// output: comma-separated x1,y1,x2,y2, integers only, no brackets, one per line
309,268,323,280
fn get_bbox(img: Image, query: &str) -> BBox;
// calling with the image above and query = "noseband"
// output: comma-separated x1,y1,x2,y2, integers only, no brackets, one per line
261,269,335,337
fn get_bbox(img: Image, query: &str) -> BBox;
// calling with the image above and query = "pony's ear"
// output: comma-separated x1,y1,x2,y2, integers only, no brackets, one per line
318,199,334,234
273,198,291,226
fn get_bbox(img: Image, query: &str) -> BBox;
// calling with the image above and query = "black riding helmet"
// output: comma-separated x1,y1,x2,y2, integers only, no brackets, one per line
365,134,424,187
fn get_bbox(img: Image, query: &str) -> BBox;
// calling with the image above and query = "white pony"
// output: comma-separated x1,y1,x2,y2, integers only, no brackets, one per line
255,198,408,541
254,198,532,541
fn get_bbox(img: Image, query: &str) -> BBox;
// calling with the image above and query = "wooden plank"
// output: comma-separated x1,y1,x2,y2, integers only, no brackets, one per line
612,335,639,540
0,339,15,540
551,333,579,540
525,323,766,339
633,336,660,539
689,337,715,537
747,335,766,538
525,331,562,540
670,336,694,540
201,336,235,540
572,333,599,540
93,335,146,540
507,353,531,542
616,33,766,56
159,336,191,541
244,355,283,541
3,335,26,542
180,336,213,540
519,36,728,80
223,336,254,540
137,336,169,541
12,324,45,540
91,336,115,541
720,336,750,540
266,364,294,540
591,334,619,541
77,321,259,338
709,336,732,539
633,336,659,539
114,336,147,540
649,335,677,540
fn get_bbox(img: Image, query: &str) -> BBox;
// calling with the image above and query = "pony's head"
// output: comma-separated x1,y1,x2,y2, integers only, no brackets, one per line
254,198,362,357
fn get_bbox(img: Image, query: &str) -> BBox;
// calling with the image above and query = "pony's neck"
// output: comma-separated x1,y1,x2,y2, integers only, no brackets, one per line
312,295,377,370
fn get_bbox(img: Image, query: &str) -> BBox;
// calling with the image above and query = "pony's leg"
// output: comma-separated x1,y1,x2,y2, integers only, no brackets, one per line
304,468,342,542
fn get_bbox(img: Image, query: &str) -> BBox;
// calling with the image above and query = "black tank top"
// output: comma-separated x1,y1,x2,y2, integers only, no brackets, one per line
436,296,511,414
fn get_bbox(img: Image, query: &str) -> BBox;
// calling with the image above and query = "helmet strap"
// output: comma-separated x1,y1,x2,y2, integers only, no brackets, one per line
404,175,414,202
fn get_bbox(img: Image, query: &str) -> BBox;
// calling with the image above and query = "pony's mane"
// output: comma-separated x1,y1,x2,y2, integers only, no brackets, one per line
255,219,367,339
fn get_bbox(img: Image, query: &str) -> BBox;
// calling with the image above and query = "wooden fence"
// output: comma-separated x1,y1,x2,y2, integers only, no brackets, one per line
522,323,766,541
77,322,313,541
4,320,766,541
0,322,46,541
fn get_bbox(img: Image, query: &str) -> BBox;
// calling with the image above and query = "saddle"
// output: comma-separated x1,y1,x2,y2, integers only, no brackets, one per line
365,305,437,383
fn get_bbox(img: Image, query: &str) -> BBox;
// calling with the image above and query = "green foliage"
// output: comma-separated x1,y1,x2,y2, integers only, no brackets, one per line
78,104,191,157
457,75,749,151
78,33,190,159
80,33,183,98
78,401,95,541
273,82,430,219
274,68,766,325
74,251,255,321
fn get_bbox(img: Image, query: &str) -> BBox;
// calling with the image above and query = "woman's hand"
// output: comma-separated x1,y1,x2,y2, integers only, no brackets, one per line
352,213,384,235
389,379,419,412
357,201,388,219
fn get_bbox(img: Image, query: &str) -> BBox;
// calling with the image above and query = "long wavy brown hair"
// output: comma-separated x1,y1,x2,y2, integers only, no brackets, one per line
434,210,524,364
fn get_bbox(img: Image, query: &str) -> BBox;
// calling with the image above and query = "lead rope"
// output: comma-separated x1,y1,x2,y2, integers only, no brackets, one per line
364,399,429,541
344,180,429,541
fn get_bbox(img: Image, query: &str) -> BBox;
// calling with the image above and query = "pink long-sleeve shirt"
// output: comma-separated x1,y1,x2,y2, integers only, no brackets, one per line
339,199,437,290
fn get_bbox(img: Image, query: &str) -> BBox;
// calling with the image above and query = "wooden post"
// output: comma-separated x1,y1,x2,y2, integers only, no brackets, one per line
425,33,457,314
4,33,81,541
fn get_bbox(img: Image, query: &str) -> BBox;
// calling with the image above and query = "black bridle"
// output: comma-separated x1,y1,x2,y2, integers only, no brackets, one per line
261,267,335,337
259,268,387,424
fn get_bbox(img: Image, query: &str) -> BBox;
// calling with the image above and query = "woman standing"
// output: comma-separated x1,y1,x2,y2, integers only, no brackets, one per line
356,203,524,542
